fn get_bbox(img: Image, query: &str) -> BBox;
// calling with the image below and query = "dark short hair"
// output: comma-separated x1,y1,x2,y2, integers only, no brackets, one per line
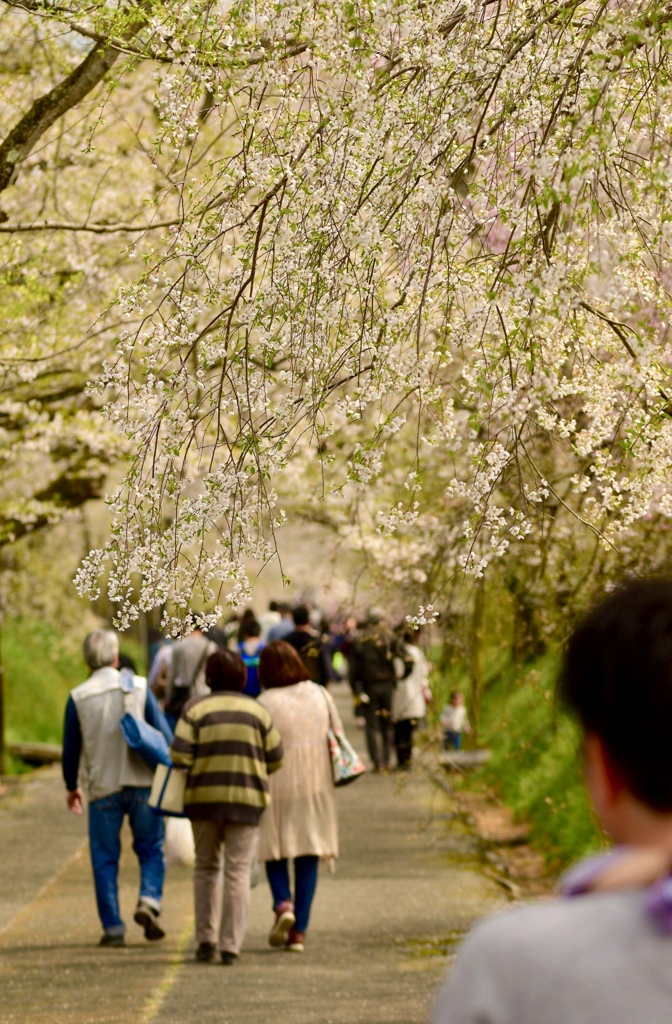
292,604,310,627
259,640,308,689
118,652,137,673
241,619,261,639
559,579,672,811
205,650,247,692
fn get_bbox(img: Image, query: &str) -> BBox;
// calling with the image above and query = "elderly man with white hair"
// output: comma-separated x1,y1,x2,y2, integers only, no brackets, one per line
62,629,172,947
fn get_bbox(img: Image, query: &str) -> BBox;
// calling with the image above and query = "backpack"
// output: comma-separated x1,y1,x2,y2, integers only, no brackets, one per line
239,640,263,697
299,636,325,684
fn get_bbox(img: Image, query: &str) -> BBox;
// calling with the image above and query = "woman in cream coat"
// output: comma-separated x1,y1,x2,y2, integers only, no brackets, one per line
257,640,342,953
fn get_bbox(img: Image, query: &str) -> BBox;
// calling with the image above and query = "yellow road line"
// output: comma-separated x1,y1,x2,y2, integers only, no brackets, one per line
142,917,195,1023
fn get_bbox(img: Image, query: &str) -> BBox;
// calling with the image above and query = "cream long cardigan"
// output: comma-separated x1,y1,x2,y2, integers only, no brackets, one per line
257,680,341,861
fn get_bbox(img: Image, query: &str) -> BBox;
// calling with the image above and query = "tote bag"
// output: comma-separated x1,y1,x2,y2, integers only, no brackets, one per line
320,688,367,787
148,763,188,817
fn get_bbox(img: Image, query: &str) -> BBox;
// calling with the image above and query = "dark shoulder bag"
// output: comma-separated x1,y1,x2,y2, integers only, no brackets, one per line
165,642,209,719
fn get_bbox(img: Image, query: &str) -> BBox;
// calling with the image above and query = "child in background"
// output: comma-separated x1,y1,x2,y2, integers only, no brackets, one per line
440,690,469,750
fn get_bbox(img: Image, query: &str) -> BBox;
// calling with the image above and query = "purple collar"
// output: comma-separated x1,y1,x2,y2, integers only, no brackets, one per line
561,849,672,934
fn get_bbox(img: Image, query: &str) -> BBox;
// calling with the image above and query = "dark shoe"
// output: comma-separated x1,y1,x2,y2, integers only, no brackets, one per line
99,933,125,948
220,951,238,965
134,900,165,941
196,942,217,962
269,900,295,947
286,929,305,953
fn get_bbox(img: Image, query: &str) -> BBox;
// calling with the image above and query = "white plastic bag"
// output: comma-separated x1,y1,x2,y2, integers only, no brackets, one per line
164,816,196,867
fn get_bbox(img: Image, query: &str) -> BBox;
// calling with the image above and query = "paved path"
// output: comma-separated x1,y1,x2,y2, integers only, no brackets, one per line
0,689,507,1024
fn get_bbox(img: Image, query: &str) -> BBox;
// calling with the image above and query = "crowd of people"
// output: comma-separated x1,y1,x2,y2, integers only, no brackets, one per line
61,579,672,1024
147,601,438,773
61,598,437,962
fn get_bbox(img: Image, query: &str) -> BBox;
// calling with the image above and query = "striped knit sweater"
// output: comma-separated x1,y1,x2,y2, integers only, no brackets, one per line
170,691,284,825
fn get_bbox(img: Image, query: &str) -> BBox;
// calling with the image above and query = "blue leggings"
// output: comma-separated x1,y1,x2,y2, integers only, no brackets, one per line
265,856,319,932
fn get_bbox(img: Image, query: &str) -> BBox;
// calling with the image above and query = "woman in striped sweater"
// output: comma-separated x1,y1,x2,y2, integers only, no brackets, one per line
170,649,284,965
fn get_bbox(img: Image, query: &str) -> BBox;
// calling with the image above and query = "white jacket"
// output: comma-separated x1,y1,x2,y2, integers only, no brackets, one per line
392,645,429,722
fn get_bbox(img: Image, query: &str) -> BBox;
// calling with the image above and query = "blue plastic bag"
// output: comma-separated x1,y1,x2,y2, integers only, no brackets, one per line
119,667,172,769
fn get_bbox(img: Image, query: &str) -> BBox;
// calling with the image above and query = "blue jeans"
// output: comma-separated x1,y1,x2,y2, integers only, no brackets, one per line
265,856,319,933
88,787,165,936
443,730,461,750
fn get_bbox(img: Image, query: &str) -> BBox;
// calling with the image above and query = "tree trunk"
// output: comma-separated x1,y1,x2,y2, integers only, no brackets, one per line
0,627,5,775
507,573,546,667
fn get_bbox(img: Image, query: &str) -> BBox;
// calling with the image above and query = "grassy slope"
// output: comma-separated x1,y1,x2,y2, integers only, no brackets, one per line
433,648,605,867
4,618,146,749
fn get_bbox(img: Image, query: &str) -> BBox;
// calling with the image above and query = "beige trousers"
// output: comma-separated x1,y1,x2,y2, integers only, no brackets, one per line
192,819,258,955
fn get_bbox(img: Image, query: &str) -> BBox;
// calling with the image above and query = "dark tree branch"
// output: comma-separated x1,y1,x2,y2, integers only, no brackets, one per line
0,8,148,213
0,219,180,233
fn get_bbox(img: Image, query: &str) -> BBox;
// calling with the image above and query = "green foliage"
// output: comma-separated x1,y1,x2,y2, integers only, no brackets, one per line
4,618,84,746
434,648,606,867
3,617,146,748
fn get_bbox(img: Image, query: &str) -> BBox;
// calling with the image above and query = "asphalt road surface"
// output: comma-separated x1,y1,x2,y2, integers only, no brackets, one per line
0,688,506,1024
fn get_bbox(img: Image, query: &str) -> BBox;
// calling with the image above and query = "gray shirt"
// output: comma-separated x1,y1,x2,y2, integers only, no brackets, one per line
167,633,216,702
432,890,672,1024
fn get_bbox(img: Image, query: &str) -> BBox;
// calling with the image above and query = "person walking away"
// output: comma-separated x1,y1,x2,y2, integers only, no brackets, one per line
391,627,431,768
440,691,469,750
238,618,264,697
257,641,343,953
267,603,295,641
340,616,366,722
259,600,282,642
164,618,217,729
62,629,173,947
432,579,672,1024
349,610,413,771
170,649,283,964
284,604,333,687
236,607,258,643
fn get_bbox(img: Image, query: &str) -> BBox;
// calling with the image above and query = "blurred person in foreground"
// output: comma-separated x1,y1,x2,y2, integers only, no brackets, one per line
63,629,172,947
170,649,284,965
432,579,672,1024
257,640,343,953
